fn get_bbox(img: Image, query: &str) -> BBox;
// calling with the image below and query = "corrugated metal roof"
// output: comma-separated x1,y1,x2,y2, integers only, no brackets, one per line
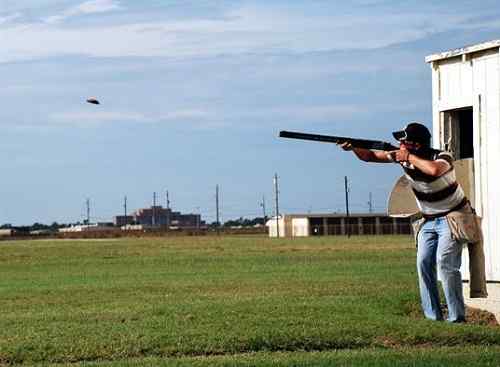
425,39,500,63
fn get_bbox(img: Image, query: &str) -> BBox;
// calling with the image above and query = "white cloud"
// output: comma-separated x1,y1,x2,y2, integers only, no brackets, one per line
240,105,361,122
49,111,150,125
44,0,121,24
45,104,360,129
48,109,214,126
0,3,499,64
158,110,214,121
0,12,21,25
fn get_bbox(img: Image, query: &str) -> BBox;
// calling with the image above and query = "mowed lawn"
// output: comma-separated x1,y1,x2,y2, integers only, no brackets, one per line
1,235,500,366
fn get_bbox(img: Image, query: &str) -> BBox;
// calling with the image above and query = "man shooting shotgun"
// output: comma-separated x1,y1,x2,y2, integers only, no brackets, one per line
280,122,487,322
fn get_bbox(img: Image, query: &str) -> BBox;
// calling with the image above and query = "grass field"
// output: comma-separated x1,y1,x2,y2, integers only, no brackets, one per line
1,235,500,366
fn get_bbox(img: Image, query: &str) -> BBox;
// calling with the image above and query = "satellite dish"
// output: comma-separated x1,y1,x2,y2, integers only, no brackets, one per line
387,175,418,217
86,97,100,105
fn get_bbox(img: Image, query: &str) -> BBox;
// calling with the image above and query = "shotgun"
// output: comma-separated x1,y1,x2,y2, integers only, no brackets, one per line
279,130,399,151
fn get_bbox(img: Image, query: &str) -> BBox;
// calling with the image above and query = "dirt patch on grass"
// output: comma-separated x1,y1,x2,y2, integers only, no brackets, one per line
464,306,498,326
404,300,498,326
442,303,497,326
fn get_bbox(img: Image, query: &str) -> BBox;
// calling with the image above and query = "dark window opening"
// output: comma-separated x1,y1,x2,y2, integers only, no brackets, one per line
458,109,474,159
443,107,473,159
309,217,324,236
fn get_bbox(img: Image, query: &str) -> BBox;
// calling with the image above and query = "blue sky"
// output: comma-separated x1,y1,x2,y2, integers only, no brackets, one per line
1,0,500,225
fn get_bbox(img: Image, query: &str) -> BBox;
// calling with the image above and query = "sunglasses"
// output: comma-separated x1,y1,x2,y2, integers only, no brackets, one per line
400,140,420,148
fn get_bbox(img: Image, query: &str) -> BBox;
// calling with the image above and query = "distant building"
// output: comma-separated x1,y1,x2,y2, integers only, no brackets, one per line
121,224,150,231
114,215,134,227
0,228,15,237
114,206,204,229
59,224,112,233
266,213,411,237
30,229,54,235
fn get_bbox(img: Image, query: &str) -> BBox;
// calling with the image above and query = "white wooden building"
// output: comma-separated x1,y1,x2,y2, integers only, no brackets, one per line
266,213,411,238
426,40,500,281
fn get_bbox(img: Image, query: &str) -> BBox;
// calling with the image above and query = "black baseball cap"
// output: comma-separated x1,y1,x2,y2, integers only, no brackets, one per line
392,122,431,146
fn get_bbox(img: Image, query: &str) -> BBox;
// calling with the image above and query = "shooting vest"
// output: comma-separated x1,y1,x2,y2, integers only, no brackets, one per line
402,151,467,217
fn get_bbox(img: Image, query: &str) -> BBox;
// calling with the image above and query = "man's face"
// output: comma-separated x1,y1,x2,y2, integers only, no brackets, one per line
399,140,421,152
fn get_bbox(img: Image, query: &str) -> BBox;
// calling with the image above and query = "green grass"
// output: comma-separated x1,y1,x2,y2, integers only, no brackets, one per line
1,235,499,366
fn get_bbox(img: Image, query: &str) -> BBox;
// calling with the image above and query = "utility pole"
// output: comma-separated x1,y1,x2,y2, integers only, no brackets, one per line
152,192,156,227
86,198,90,225
166,190,170,230
345,176,350,238
260,195,267,226
368,192,373,214
124,195,127,225
216,184,220,234
274,173,280,238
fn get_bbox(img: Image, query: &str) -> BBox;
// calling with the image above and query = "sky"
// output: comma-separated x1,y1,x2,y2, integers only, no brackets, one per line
1,0,500,225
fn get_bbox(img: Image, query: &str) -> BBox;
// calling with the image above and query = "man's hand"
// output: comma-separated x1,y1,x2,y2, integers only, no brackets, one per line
337,142,391,163
390,146,451,176
389,149,410,163
338,142,353,151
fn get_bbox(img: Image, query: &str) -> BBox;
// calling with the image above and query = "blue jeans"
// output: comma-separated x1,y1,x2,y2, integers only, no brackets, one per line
416,217,465,322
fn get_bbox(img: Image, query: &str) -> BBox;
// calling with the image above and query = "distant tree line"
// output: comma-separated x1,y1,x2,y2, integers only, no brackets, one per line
0,222,73,233
221,216,266,228
1,217,267,232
